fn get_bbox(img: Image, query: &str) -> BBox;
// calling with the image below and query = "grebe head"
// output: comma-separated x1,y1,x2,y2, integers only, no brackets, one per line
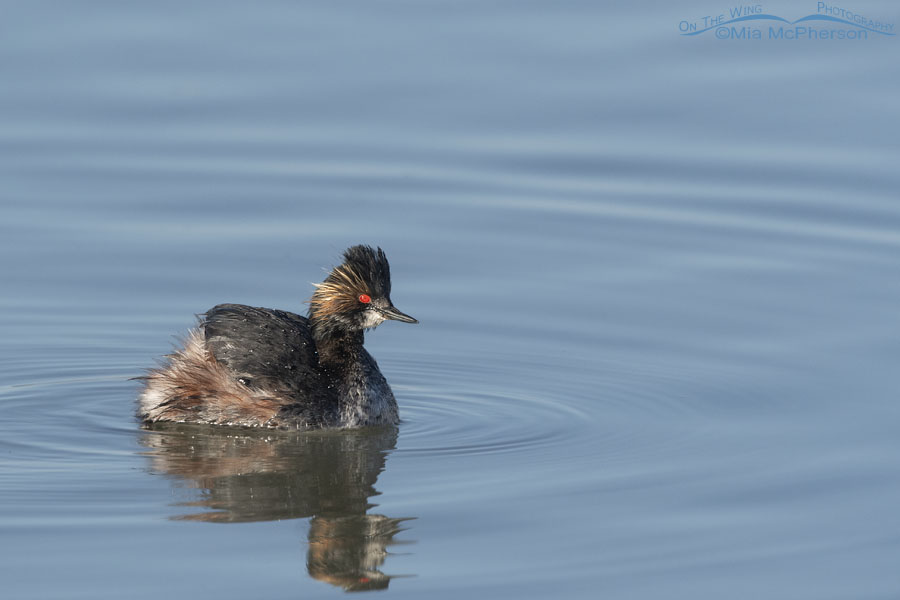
309,245,417,335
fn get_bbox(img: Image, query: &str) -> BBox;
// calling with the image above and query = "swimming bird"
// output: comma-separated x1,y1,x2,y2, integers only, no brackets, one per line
138,245,417,429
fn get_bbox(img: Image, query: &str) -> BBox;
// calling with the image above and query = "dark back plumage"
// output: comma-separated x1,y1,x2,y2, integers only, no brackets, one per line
204,304,320,391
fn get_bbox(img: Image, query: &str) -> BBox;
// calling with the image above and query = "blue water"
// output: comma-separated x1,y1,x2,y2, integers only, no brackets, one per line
2,1,900,598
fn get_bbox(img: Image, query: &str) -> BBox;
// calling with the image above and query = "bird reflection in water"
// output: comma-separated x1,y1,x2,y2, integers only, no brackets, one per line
140,423,413,591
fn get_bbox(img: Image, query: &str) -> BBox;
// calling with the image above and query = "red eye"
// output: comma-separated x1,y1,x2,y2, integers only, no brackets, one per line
358,294,371,304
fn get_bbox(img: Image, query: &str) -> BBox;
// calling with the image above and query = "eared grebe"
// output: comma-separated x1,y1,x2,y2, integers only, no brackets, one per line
138,245,417,429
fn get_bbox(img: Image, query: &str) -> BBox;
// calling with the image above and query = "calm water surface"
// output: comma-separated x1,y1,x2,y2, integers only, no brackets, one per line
2,2,900,598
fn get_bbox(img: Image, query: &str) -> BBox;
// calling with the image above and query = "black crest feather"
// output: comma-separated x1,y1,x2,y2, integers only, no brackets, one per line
341,245,391,297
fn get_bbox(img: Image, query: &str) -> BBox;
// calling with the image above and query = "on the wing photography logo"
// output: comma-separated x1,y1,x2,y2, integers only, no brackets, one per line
679,2,895,40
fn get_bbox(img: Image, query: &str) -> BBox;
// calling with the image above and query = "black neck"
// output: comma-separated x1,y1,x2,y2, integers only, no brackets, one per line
311,321,365,368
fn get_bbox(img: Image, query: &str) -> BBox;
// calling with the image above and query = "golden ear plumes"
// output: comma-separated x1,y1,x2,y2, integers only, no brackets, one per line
309,262,372,320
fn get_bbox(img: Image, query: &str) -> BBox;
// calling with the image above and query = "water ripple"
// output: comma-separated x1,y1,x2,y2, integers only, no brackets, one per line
0,347,724,473
380,352,724,468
